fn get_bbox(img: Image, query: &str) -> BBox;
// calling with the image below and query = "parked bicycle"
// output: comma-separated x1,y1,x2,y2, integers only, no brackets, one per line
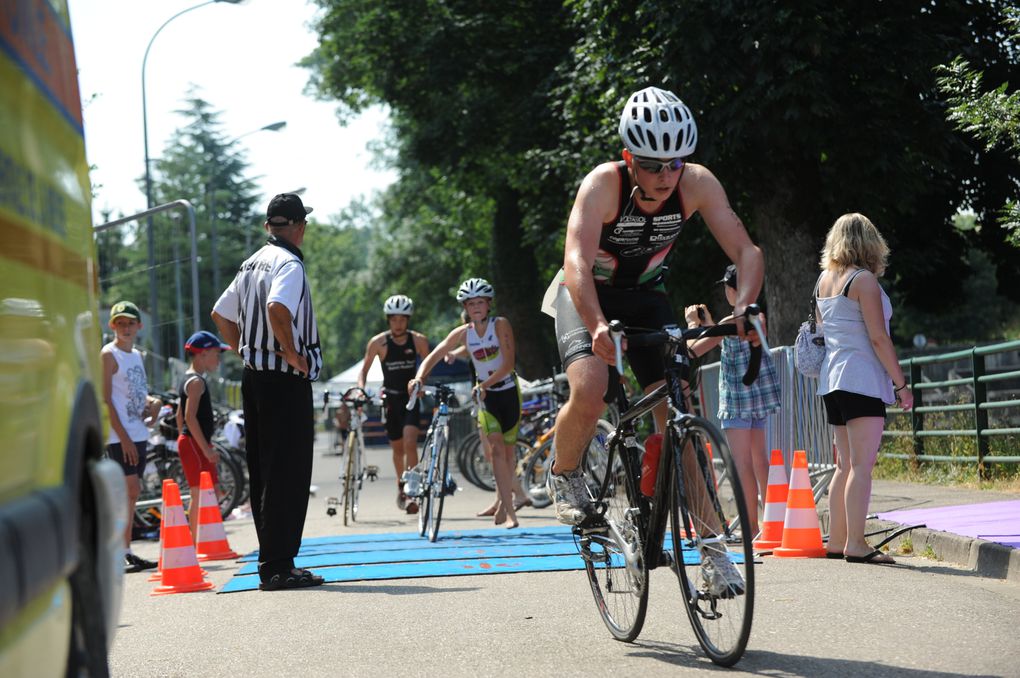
403,383,458,542
571,305,763,667
325,387,377,525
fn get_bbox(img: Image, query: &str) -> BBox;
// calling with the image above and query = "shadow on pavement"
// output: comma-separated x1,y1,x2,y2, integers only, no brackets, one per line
319,583,483,596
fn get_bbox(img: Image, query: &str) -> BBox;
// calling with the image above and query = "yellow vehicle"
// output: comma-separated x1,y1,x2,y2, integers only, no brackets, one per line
0,0,125,676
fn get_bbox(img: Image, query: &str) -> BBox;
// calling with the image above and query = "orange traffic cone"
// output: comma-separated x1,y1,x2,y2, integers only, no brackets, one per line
151,482,214,595
148,479,173,582
195,471,239,561
772,450,827,558
754,450,789,551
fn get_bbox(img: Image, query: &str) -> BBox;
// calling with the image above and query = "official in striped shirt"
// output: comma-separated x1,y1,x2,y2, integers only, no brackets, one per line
212,192,325,591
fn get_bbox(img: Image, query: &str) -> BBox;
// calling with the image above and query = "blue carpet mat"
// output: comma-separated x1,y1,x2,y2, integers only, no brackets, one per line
221,526,745,593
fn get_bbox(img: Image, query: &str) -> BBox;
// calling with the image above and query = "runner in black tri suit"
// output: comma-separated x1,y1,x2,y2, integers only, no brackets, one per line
358,295,430,513
545,86,765,530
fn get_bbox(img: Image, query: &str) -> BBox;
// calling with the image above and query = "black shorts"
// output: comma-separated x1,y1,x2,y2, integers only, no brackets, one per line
383,391,422,441
106,440,148,477
478,383,522,444
554,283,677,389
822,390,886,426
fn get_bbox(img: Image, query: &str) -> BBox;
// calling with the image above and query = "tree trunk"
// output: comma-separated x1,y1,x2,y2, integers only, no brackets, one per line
751,196,821,347
490,187,550,379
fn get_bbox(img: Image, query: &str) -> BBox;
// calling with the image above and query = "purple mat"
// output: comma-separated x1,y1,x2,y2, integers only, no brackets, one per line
877,500,1020,549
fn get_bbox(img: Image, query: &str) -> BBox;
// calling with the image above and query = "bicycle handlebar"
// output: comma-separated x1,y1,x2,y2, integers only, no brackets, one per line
341,386,372,407
407,382,456,410
610,303,763,386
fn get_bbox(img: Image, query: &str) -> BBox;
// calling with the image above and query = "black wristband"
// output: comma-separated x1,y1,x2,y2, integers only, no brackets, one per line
894,383,908,393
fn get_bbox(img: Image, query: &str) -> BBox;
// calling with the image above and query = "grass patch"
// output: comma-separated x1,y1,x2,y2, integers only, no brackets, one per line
898,536,914,555
920,544,940,561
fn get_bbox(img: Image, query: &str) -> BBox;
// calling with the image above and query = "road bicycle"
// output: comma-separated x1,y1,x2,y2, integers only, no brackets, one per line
572,305,764,666
325,387,376,525
403,383,458,542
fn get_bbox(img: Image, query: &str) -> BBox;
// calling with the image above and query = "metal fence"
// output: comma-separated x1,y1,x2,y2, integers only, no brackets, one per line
881,339,1020,477
696,346,835,499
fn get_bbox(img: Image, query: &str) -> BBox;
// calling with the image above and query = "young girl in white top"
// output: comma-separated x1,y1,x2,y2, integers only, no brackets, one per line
815,214,914,565
411,278,523,528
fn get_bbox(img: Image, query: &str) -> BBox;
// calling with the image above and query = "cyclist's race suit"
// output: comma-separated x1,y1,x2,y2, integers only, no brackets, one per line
381,332,422,439
467,318,522,444
554,160,687,387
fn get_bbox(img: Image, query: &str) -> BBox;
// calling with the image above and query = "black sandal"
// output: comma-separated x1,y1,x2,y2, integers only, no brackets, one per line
845,549,895,565
259,568,325,591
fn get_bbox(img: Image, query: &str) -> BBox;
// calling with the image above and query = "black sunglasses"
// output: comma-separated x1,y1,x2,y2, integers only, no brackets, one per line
633,156,685,174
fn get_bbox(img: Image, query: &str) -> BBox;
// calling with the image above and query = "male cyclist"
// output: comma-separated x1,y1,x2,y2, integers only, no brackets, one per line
359,295,430,513
547,86,764,594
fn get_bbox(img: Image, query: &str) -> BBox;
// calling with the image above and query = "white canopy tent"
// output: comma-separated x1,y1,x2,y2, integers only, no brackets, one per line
322,359,381,396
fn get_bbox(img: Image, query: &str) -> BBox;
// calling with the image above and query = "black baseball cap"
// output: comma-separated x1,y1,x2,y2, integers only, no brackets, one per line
718,264,738,289
266,193,313,225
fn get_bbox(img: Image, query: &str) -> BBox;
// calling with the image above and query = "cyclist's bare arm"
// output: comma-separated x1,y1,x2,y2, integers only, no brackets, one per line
410,324,469,392
564,163,624,365
411,330,431,360
357,333,386,390
683,164,764,336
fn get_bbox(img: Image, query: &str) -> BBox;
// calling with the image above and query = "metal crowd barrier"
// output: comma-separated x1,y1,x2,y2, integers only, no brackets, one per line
696,346,835,500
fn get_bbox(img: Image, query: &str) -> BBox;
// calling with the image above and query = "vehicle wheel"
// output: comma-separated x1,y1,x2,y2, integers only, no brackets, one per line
67,470,111,678
581,434,648,641
427,427,450,542
669,417,754,667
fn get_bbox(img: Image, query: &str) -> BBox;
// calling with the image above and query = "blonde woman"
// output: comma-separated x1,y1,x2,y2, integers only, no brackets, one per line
816,213,914,565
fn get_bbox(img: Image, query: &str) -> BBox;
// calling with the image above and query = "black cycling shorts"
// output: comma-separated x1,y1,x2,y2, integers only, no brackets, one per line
822,390,886,426
383,391,422,441
554,283,677,389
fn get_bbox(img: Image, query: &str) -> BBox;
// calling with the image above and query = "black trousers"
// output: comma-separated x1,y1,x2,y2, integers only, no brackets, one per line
242,368,314,577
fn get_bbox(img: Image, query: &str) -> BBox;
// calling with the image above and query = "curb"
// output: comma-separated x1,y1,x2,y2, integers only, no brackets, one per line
867,518,1020,584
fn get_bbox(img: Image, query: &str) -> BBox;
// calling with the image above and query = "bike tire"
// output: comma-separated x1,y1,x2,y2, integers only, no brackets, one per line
350,435,362,522
520,438,554,509
213,443,243,518
456,429,480,482
417,431,433,537
668,417,754,667
427,426,450,542
581,434,649,642
342,431,357,526
582,419,618,493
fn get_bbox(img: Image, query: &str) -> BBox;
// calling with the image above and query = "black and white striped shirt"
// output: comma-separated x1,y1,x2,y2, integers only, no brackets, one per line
213,236,322,381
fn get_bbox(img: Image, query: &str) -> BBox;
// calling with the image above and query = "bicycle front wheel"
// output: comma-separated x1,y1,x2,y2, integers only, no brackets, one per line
342,432,357,526
350,436,362,522
668,417,754,667
581,434,648,642
427,426,450,542
417,431,433,537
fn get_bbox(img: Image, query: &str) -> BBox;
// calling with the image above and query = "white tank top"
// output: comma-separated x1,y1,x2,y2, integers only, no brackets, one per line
465,318,514,391
816,271,895,404
104,343,151,444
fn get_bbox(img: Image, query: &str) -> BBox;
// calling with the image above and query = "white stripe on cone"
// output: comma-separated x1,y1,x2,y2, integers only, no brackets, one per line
763,501,786,521
782,507,821,530
162,545,201,569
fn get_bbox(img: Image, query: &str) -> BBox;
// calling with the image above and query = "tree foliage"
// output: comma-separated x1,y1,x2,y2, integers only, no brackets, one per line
299,1,1020,376
937,7,1020,247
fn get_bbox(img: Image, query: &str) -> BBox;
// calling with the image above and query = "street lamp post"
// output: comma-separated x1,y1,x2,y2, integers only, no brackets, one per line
142,0,242,367
210,120,287,293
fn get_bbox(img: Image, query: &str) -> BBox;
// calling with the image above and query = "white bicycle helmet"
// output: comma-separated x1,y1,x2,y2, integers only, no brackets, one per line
456,278,494,302
383,294,414,316
618,86,697,159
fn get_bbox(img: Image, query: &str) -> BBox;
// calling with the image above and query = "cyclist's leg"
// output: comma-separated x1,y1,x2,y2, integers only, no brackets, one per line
384,397,409,509
402,424,420,514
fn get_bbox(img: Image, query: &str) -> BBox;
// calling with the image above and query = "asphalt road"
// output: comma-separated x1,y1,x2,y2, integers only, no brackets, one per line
110,439,1020,677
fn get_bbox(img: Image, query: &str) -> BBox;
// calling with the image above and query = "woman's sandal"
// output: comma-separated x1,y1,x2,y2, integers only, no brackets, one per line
844,549,895,565
825,551,845,560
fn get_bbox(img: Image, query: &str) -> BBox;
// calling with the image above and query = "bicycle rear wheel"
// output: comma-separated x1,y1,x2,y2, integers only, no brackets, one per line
668,417,754,667
213,443,243,518
426,426,450,542
520,438,553,508
580,435,648,642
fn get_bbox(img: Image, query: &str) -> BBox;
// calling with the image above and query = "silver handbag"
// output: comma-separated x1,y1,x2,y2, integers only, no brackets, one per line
794,277,825,378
